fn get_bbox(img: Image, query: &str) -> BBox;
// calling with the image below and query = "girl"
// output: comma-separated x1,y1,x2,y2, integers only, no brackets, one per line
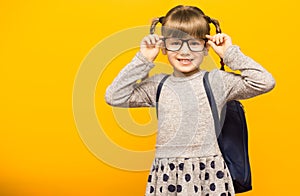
105,5,275,196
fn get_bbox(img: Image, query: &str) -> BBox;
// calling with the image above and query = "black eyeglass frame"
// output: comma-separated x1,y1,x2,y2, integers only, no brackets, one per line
161,37,208,52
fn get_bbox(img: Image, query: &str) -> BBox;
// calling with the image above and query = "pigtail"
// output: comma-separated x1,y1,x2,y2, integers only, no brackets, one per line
204,15,225,70
210,18,222,34
204,15,222,34
150,16,165,34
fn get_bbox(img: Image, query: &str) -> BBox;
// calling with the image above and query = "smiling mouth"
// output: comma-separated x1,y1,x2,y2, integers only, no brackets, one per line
177,58,193,64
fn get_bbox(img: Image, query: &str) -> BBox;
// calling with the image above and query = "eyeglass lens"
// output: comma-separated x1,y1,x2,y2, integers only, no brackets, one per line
165,38,205,52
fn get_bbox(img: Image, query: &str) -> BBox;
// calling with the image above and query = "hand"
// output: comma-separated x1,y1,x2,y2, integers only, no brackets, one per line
140,34,163,62
205,33,232,59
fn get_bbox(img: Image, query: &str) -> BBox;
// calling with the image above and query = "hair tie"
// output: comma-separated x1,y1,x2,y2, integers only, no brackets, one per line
204,15,212,23
159,16,165,24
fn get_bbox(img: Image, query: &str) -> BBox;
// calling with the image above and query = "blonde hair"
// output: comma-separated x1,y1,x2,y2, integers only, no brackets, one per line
150,5,221,39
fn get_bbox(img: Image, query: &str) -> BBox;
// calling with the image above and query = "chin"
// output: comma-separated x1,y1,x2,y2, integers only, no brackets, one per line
175,67,200,76
178,65,199,72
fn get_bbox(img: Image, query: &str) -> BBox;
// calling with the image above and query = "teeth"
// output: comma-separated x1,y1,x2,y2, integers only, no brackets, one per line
178,59,192,65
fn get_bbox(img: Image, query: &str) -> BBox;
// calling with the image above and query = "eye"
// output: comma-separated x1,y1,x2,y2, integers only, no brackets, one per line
189,40,201,46
166,38,182,45
170,41,181,45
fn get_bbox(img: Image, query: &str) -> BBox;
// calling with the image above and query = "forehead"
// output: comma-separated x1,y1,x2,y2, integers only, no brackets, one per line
162,26,197,39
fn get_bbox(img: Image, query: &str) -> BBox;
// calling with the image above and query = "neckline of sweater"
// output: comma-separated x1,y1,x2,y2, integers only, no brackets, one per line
169,70,205,82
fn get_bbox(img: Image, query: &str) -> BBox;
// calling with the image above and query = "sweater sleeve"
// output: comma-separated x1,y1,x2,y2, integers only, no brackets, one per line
105,52,164,107
209,45,275,102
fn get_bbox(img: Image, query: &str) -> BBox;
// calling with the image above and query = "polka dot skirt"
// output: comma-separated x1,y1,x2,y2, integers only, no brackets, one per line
145,155,235,196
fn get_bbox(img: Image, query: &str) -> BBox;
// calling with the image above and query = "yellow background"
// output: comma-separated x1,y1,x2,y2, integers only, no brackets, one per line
1,0,299,195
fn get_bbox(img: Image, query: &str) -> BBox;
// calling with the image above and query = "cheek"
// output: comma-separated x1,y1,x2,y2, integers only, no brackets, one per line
195,53,204,59
194,55,205,65
166,53,177,61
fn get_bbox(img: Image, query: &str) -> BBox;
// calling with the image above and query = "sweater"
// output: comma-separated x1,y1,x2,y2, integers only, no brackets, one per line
105,45,275,158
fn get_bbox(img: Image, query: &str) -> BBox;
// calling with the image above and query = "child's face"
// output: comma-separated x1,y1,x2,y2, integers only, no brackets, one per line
162,35,208,76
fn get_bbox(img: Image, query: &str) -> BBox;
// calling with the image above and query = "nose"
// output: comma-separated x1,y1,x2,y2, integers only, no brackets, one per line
179,42,190,55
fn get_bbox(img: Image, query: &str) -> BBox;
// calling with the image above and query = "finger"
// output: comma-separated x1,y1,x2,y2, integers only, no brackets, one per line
216,33,222,45
206,40,217,49
155,40,163,48
223,34,231,43
205,34,214,38
151,34,160,45
205,34,214,41
143,36,151,45
221,33,227,44
218,35,223,45
149,34,157,45
153,34,160,41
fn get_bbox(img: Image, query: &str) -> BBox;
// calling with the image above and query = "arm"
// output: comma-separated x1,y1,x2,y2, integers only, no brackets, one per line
105,34,164,107
220,45,275,101
206,33,275,101
105,52,158,107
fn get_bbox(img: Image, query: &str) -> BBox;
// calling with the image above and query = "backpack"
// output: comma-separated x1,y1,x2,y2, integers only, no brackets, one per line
156,73,252,193
203,72,252,193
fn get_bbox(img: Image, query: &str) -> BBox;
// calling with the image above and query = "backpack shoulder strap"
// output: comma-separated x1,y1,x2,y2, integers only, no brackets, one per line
156,74,170,118
203,72,222,137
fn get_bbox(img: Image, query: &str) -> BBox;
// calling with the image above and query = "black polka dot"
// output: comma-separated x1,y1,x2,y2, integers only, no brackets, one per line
194,185,198,193
201,186,204,191
210,183,216,191
211,161,215,169
152,166,155,172
179,163,184,170
185,174,191,182
176,173,178,178
205,172,209,180
150,186,154,193
177,185,182,192
168,185,176,192
200,162,205,170
184,158,190,160
156,166,159,172
199,174,201,180
148,175,152,182
216,171,224,179
159,186,163,193
220,193,226,196
205,194,209,196
161,165,164,171
225,183,229,191
169,163,175,170
192,164,195,171
163,174,169,182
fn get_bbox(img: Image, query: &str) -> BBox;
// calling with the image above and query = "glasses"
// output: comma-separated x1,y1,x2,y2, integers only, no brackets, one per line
162,37,207,52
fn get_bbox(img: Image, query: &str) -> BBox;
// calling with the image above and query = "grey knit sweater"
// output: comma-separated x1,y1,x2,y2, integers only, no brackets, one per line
105,45,275,158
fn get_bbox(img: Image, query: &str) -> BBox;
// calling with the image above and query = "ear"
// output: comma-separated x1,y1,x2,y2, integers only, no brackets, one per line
161,47,167,55
203,44,210,56
205,43,210,51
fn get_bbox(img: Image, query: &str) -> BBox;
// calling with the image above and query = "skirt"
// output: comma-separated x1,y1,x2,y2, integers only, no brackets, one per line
145,155,235,196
